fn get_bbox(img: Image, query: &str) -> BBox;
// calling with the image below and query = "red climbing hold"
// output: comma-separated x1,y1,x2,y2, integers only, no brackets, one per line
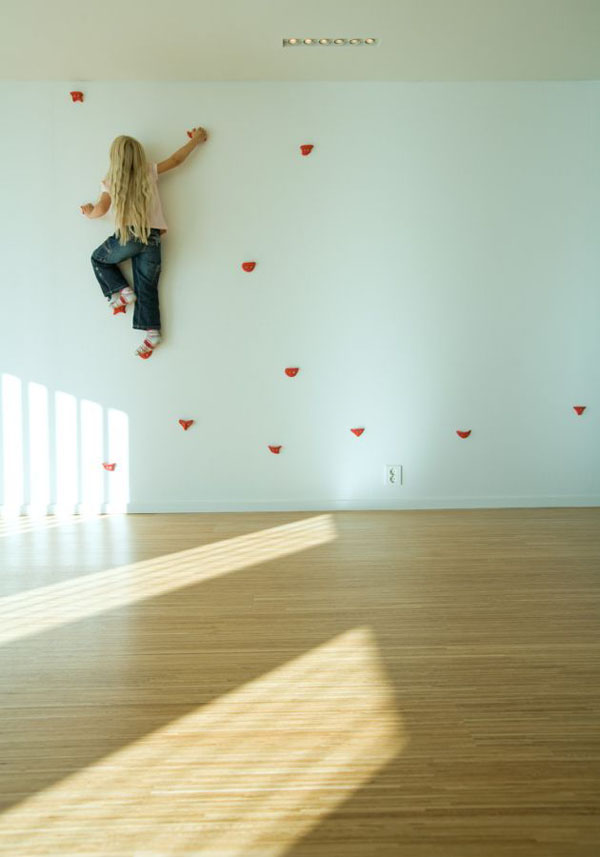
573,406,586,416
70,91,84,102
456,430,471,438
300,144,314,156
112,304,126,315
187,130,193,138
351,428,365,437
179,419,194,431
285,367,299,377
268,445,282,454
242,261,256,272
102,463,116,471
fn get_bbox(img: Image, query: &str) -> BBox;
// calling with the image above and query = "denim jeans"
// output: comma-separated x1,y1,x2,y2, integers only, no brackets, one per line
91,229,162,330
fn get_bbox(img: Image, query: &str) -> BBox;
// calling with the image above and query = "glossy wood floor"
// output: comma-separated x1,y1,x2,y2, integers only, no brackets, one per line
1,508,599,856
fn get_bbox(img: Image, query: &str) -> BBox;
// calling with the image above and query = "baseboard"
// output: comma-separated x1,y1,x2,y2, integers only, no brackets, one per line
126,496,600,513
3,496,598,517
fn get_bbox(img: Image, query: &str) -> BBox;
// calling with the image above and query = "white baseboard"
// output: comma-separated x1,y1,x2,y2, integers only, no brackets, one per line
3,496,598,517
126,496,600,513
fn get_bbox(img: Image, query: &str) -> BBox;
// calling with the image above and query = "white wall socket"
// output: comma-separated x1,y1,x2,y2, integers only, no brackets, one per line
385,465,402,486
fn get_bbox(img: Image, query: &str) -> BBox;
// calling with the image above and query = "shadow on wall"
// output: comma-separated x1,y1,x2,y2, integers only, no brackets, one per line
0,372,129,515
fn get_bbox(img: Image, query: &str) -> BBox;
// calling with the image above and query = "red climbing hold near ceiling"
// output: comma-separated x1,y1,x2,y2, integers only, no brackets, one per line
268,445,282,454
70,91,84,102
573,406,586,415
102,463,116,471
456,430,471,438
242,261,256,272
351,428,365,437
300,144,314,156
285,368,299,377
179,420,194,431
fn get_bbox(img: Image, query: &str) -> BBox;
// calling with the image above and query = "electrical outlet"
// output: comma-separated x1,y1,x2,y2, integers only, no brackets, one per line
385,465,402,486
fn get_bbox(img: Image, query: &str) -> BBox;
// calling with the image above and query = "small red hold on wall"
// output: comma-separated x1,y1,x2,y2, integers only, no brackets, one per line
70,91,84,102
456,430,471,439
285,367,299,377
179,419,194,431
242,261,256,272
102,463,117,471
300,144,314,156
350,428,365,437
573,406,586,416
268,445,282,454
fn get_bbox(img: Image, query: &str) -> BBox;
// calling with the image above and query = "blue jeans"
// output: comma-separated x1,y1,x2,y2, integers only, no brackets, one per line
91,229,162,330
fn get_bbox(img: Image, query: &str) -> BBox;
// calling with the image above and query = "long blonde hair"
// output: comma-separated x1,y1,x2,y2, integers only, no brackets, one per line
104,136,155,245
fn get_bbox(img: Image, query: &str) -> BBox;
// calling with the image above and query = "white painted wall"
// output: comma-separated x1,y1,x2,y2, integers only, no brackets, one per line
1,81,598,512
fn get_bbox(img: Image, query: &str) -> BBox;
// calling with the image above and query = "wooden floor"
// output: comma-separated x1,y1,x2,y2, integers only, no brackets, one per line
0,508,599,856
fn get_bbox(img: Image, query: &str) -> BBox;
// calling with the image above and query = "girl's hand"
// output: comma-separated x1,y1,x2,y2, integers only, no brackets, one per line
80,203,94,217
190,127,208,144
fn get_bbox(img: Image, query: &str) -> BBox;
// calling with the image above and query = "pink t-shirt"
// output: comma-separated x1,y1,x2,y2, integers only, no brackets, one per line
100,162,168,233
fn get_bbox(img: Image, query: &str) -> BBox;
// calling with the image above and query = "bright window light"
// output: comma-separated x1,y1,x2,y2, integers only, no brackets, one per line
55,391,78,515
1,373,24,514
80,399,104,515
28,381,50,514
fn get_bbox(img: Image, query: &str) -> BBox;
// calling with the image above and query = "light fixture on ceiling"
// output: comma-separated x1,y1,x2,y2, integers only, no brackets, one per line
283,37,379,47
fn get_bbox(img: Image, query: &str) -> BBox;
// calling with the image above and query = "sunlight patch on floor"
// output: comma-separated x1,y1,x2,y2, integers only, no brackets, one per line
0,514,337,645
0,626,405,857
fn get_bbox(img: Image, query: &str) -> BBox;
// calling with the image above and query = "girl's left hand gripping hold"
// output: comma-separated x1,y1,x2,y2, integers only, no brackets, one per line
80,203,95,217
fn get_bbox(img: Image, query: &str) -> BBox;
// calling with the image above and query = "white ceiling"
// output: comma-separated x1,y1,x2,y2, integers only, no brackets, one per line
2,0,600,81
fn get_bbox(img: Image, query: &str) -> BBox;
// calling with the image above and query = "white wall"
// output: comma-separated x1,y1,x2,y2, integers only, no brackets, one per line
1,81,598,512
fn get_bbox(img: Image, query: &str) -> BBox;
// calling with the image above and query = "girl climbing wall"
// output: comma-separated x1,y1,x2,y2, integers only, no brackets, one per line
81,128,208,358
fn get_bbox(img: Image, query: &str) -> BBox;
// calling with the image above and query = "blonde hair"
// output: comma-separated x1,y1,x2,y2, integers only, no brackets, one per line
104,136,155,245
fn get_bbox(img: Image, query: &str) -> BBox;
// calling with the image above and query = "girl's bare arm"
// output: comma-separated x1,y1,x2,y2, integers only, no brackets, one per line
81,192,111,218
158,127,207,174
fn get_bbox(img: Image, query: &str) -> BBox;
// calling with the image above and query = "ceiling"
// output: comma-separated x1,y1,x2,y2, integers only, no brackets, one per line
2,0,599,81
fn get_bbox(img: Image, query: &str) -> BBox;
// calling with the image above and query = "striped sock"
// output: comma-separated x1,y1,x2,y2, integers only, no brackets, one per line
135,329,162,359
109,286,136,315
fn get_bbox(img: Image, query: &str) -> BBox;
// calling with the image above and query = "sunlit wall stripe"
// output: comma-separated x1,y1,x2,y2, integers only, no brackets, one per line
1,373,24,513
28,381,50,513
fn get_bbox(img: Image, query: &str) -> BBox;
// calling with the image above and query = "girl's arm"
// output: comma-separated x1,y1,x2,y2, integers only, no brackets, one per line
157,127,207,174
81,192,111,218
